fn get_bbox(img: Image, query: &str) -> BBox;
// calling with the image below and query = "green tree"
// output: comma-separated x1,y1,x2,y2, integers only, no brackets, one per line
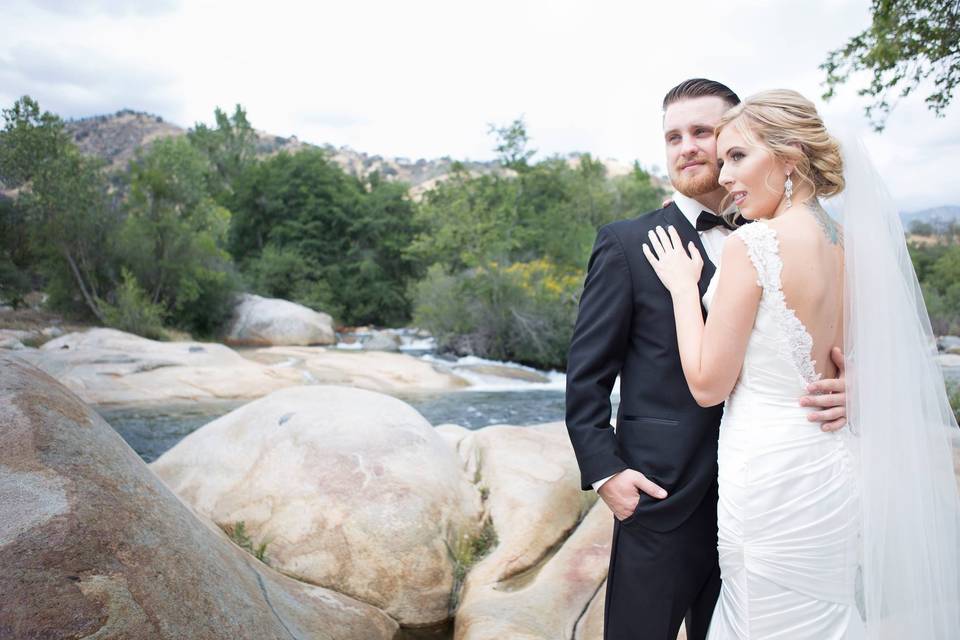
409,165,523,271
100,267,167,339
0,195,34,307
410,122,666,368
0,96,119,321
909,242,960,334
341,172,422,324
488,116,536,172
822,0,960,131
188,105,257,202
230,151,421,325
121,136,238,336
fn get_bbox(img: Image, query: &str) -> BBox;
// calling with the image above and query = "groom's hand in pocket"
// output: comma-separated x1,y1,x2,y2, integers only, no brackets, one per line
598,469,668,520
799,346,847,432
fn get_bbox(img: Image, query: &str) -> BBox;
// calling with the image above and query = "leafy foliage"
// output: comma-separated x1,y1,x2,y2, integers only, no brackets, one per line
120,136,239,337
414,260,583,369
821,0,960,130
0,195,33,307
223,521,270,564
100,267,167,339
1,98,666,365
187,104,257,202
229,150,421,325
411,120,665,368
0,96,121,321
909,236,960,334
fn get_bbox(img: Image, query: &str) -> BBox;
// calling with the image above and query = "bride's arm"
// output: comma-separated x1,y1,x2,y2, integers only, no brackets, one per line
644,227,761,406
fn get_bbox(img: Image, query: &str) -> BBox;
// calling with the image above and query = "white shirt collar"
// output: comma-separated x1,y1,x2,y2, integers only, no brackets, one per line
671,190,737,231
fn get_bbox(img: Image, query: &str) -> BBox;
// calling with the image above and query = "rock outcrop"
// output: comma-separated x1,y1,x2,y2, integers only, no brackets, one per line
151,385,484,627
0,354,397,639
13,327,304,406
445,421,610,639
11,327,468,405
242,344,468,392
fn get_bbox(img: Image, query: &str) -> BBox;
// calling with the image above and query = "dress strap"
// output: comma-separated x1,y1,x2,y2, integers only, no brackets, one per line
732,221,782,292
732,220,822,384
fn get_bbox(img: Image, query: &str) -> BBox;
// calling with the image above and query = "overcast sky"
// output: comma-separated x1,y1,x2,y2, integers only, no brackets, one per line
2,0,958,210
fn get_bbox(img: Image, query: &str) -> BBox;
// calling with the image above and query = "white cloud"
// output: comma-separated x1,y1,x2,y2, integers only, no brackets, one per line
21,0,179,17
0,0,957,208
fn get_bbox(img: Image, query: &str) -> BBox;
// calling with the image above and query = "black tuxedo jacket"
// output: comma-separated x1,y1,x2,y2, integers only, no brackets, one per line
565,203,725,532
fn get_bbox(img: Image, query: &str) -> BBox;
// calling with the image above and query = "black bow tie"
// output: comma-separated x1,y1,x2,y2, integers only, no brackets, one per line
695,210,737,232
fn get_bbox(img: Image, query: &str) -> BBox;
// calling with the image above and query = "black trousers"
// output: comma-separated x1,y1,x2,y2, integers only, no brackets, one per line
603,485,721,640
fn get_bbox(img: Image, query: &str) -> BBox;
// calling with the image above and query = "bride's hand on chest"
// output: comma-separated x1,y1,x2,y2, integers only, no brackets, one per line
641,225,703,294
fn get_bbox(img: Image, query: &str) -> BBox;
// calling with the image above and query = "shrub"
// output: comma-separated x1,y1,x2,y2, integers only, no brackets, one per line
414,259,581,369
100,268,167,340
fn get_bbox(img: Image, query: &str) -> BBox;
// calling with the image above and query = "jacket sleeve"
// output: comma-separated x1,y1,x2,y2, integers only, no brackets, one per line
565,225,634,491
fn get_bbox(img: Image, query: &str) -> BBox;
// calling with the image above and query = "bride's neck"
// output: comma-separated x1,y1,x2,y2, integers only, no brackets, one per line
771,184,816,219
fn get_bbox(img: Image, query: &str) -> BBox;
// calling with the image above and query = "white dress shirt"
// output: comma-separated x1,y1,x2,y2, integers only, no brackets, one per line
590,192,734,492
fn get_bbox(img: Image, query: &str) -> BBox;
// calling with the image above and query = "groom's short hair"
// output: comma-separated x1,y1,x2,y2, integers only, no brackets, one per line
663,79,740,111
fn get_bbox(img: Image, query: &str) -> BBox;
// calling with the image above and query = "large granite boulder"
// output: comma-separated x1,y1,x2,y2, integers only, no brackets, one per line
0,354,397,639
151,385,484,627
224,293,335,346
455,499,613,639
452,422,595,584
13,327,303,406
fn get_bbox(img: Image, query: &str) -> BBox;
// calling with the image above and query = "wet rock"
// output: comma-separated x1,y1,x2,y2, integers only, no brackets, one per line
362,330,401,352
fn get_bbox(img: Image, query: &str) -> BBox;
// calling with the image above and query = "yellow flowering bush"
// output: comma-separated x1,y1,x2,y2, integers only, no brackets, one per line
413,258,582,369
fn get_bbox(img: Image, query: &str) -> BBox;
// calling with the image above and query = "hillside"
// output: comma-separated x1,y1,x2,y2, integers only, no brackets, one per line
63,110,509,192
61,109,659,196
900,205,960,227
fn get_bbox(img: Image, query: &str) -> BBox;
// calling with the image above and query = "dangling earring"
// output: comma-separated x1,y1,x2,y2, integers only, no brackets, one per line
784,173,794,208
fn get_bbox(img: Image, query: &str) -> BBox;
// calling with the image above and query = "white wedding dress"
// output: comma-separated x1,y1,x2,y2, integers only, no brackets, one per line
702,220,866,639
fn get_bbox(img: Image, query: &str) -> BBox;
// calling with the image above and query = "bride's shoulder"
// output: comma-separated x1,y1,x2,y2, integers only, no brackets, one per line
730,219,778,249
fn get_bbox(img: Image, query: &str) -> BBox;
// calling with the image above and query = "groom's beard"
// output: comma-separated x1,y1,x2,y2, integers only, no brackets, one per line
670,157,722,198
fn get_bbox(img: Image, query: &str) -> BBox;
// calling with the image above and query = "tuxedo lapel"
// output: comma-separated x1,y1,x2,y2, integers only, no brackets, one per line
664,204,716,301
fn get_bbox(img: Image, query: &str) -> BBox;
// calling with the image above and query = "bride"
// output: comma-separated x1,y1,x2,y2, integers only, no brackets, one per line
641,89,960,639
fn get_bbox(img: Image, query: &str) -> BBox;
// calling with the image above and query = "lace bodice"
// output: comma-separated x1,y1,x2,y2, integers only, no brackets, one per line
703,220,822,407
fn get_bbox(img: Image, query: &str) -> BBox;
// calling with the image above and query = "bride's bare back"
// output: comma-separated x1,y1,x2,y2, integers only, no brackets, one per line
765,202,844,381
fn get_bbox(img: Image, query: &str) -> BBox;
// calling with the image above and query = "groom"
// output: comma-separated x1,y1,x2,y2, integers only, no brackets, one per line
565,78,848,640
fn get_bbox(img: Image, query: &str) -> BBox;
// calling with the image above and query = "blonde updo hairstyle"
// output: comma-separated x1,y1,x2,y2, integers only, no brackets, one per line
715,89,845,208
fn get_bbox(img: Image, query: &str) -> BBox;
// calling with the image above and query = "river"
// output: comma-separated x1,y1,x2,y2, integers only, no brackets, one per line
94,329,960,464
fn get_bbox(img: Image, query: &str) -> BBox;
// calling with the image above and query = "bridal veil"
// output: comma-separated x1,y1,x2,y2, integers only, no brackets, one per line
836,131,960,638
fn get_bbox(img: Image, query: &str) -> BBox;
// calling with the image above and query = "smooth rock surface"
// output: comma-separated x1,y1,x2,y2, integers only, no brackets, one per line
241,344,468,392
0,354,397,640
435,423,474,460
455,421,594,585
455,499,612,639
14,328,304,406
151,385,484,626
224,293,336,346
456,363,551,384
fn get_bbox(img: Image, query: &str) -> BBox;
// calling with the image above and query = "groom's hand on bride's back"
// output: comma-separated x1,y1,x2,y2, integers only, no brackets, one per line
597,469,668,520
799,346,847,432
